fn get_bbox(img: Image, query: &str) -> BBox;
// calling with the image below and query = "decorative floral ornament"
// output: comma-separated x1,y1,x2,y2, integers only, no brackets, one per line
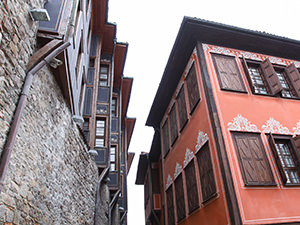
292,120,300,137
166,174,173,189
195,130,209,152
227,114,260,132
174,163,183,179
183,148,194,167
262,118,290,134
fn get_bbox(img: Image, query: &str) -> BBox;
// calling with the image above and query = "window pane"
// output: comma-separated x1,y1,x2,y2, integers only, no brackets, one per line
175,174,186,222
166,186,175,225
248,66,268,94
184,160,199,213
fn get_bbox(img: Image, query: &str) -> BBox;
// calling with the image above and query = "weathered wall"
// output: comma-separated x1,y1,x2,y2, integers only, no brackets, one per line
0,0,106,224
0,0,46,153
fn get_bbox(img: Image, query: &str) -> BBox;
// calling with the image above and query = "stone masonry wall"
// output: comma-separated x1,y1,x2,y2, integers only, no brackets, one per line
0,0,46,154
0,66,99,224
0,0,105,224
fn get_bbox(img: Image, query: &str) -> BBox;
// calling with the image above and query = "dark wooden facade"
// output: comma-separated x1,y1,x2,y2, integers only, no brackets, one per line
37,0,135,224
136,17,300,225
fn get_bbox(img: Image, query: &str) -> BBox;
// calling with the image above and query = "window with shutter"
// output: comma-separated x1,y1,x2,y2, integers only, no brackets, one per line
232,132,275,186
95,118,106,147
274,68,297,98
212,54,246,92
166,185,175,225
196,142,217,202
185,63,200,114
174,174,186,222
162,119,170,157
184,160,199,214
176,85,188,132
268,134,300,185
285,63,300,97
169,104,178,146
260,58,283,95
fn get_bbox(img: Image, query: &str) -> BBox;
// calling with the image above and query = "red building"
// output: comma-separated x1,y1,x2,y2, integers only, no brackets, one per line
136,17,300,225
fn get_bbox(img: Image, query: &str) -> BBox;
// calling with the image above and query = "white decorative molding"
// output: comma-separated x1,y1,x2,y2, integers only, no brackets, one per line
195,130,209,152
183,148,194,168
166,174,173,189
174,163,183,179
262,118,290,134
227,114,260,132
292,120,300,136
204,44,300,68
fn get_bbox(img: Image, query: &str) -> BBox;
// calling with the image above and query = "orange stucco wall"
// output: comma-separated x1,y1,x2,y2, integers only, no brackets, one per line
204,43,300,224
161,50,230,225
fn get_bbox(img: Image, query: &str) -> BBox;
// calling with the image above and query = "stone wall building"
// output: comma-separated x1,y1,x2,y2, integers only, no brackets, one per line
0,0,135,224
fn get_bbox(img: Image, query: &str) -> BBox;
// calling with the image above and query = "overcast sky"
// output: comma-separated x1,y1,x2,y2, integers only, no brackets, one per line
108,0,300,224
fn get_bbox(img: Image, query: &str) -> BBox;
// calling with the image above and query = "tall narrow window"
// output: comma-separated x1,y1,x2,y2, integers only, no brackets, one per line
162,119,170,157
169,104,178,146
232,132,275,186
111,97,117,117
176,85,188,131
212,54,246,92
174,174,185,222
268,134,300,185
110,146,117,171
184,160,199,214
275,69,297,98
99,65,109,86
166,185,175,225
247,64,269,94
95,118,106,147
185,63,200,114
196,142,217,202
83,118,89,142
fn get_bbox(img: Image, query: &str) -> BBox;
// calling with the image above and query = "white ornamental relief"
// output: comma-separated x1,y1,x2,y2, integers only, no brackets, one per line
166,174,173,189
294,61,300,68
292,120,300,136
174,163,183,179
240,51,262,61
195,130,209,152
183,148,194,167
227,114,260,132
262,118,290,134
269,57,287,66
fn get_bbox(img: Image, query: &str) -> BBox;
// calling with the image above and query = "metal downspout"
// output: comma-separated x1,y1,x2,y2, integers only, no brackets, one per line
94,167,109,225
0,41,70,193
108,189,121,225
147,154,161,225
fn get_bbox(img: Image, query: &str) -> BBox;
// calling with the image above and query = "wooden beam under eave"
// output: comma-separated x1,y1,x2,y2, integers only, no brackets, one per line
113,43,128,89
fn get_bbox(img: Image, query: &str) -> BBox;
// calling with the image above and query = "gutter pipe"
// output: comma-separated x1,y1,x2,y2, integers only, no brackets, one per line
0,40,70,193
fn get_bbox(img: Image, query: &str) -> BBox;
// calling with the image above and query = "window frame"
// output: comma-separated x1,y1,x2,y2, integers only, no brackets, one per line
166,185,175,225
212,53,247,93
95,118,106,148
185,63,201,115
162,118,170,158
169,103,179,147
268,134,300,186
184,159,199,214
110,145,117,171
174,173,186,223
196,142,217,203
231,131,276,186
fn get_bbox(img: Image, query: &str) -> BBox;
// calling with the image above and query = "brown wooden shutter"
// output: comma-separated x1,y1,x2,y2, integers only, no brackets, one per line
162,119,170,157
184,160,199,214
176,86,188,131
169,104,178,146
174,174,186,222
260,58,283,95
186,64,200,114
268,134,287,184
196,142,217,202
166,186,175,225
233,132,275,186
212,54,246,92
291,135,300,169
241,56,255,93
285,63,300,97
